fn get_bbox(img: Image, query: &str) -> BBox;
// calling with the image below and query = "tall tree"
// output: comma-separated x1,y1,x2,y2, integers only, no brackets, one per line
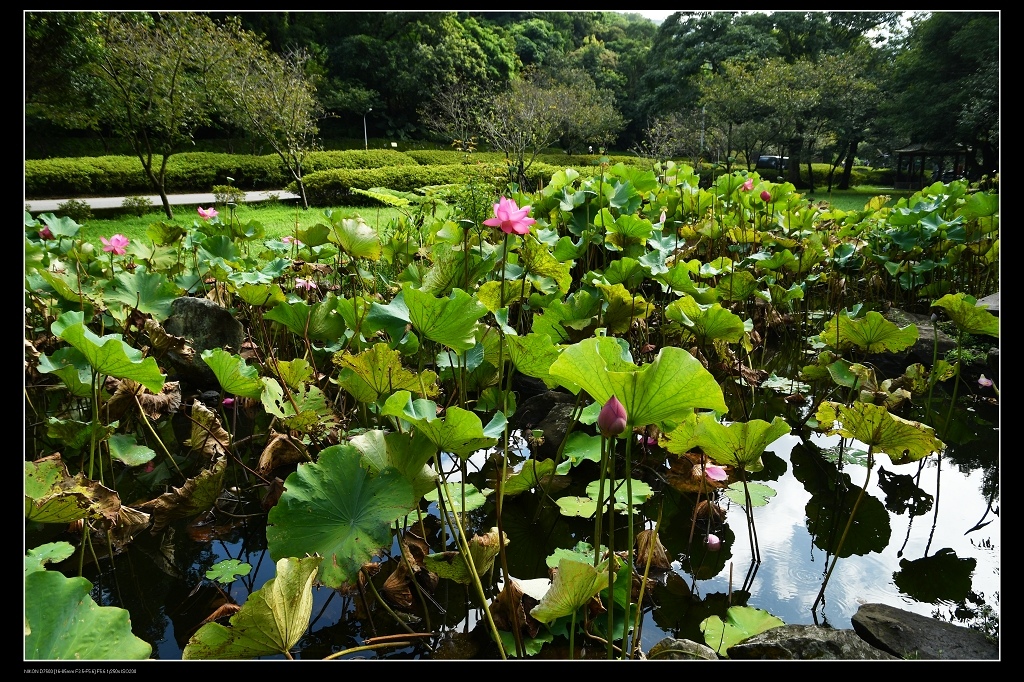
224,45,322,209
90,12,243,218
882,11,999,175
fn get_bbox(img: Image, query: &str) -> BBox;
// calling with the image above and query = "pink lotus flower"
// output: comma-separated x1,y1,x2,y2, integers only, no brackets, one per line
705,464,728,481
740,178,754,192
100,234,129,255
598,395,627,438
222,397,235,408
39,226,54,240
706,533,721,552
978,374,993,388
483,196,536,236
197,206,219,221
295,278,318,291
760,190,772,202
282,235,303,246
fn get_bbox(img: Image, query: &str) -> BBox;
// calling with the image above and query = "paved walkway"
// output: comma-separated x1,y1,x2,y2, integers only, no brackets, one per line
25,190,300,214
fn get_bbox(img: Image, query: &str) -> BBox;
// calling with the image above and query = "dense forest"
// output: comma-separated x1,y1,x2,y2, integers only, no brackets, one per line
24,11,999,177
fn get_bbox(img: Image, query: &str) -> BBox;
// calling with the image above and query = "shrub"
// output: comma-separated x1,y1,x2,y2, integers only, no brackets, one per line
56,199,93,222
121,195,155,217
212,184,246,206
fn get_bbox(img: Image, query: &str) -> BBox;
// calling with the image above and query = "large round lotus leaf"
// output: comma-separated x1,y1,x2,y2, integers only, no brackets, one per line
701,606,784,657
266,445,416,589
25,570,152,660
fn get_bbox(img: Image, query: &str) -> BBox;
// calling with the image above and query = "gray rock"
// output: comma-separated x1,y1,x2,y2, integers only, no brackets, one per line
975,292,999,316
648,637,719,660
727,624,898,660
851,603,998,660
162,297,244,390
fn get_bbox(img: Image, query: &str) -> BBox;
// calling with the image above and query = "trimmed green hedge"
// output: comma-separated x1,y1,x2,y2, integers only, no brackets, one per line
25,149,896,201
294,162,565,206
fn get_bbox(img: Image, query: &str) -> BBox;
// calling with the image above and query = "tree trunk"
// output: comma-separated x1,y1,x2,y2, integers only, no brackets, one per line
787,137,809,189
838,139,859,190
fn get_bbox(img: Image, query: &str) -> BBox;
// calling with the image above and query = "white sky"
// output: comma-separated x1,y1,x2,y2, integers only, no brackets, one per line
617,10,676,25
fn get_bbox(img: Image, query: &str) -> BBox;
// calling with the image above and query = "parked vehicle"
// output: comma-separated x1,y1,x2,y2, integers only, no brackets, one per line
756,155,789,171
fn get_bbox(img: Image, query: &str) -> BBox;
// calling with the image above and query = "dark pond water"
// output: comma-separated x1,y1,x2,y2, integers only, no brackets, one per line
29,331,999,660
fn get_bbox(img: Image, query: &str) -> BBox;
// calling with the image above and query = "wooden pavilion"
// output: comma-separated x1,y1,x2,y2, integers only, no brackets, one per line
893,143,970,190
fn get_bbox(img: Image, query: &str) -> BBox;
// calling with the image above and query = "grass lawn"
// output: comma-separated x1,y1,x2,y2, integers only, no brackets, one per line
79,202,410,248
71,185,913,250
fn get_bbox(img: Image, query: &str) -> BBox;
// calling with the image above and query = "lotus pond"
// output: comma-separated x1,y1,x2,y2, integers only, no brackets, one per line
24,163,999,660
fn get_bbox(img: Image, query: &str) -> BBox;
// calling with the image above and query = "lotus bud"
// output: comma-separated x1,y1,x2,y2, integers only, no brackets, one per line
706,533,721,552
598,395,627,438
760,190,772,202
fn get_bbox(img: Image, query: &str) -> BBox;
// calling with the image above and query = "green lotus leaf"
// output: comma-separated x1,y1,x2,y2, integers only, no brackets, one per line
665,297,746,344
205,559,252,584
498,626,554,658
264,292,347,342
295,222,332,247
108,434,156,467
825,358,877,390
25,541,75,575
531,289,601,343
596,282,655,334
589,477,653,511
931,292,999,338
503,459,558,497
25,457,121,525
334,343,438,404
725,481,777,508
424,527,506,585
349,429,438,500
326,216,382,260
37,348,93,398
366,291,416,350
25,569,152,660
701,606,784,657
600,257,648,290
267,445,415,589
403,284,488,352
226,258,287,286
146,220,185,245
561,432,603,466
530,558,609,624
477,279,534,313
36,268,94,311
36,213,82,240
685,414,790,472
260,378,330,433
655,262,718,303
555,478,652,518
505,333,564,388
234,282,288,308
549,337,727,428
183,555,321,659
816,401,944,465
270,358,315,391
520,235,573,293
423,481,491,513
716,270,759,302
201,349,264,399
545,541,598,569
51,310,165,394
105,269,181,322
382,390,500,459
819,310,919,353
45,417,113,452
